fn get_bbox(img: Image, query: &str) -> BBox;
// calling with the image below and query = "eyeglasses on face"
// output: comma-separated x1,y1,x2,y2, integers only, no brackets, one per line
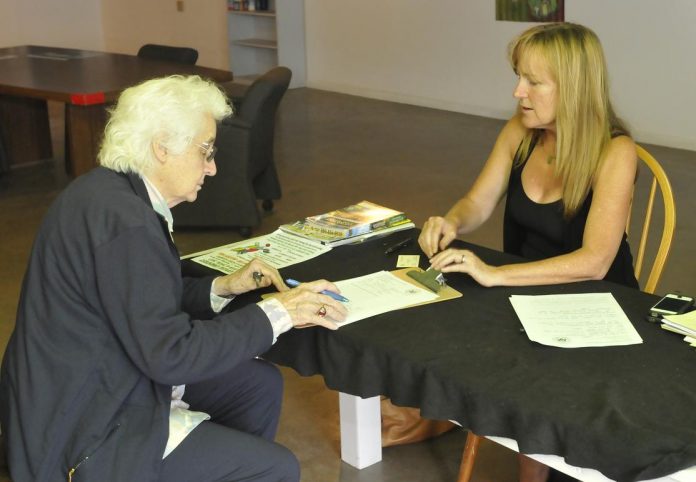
195,142,217,163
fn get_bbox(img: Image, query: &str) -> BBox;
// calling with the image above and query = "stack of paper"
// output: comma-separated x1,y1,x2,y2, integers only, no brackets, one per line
509,293,643,348
662,311,696,348
331,271,438,327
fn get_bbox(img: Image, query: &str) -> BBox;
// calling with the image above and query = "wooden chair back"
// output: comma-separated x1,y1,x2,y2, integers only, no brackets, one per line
626,144,676,294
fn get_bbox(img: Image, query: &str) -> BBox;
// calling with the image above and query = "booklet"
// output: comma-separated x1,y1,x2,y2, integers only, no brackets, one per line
303,200,407,239
662,311,696,338
279,219,415,247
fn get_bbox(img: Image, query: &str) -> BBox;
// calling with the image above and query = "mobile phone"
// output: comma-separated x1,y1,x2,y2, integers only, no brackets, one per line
649,293,694,318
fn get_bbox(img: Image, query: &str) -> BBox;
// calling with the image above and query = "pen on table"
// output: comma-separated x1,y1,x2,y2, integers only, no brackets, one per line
384,237,413,255
285,278,350,302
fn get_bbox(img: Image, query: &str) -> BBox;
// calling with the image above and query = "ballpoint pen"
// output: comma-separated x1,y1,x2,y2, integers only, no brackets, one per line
285,278,350,302
384,237,413,255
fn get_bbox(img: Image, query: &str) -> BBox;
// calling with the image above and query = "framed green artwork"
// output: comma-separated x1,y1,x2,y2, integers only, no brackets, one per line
496,0,565,22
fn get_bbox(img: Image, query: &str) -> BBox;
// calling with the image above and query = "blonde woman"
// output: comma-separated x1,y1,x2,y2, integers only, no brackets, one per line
421,22,637,289
419,23,638,482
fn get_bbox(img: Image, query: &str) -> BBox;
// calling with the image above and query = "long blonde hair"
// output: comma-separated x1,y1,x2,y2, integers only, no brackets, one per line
509,23,628,218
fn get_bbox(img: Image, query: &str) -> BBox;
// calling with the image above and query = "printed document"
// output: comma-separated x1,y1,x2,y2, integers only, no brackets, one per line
509,293,643,348
185,229,331,273
334,271,439,327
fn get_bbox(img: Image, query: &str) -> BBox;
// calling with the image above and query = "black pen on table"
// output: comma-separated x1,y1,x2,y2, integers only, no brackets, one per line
384,237,413,255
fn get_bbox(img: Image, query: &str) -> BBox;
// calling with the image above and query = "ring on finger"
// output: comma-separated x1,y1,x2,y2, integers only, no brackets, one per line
317,305,327,317
460,254,466,264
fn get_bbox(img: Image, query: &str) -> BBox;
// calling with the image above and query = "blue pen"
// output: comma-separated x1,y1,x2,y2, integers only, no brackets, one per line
285,278,349,302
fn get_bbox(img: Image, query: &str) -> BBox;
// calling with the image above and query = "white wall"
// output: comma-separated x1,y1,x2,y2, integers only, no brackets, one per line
101,0,229,70
0,0,103,50
1,0,693,150
0,0,22,47
0,0,227,69
304,0,696,152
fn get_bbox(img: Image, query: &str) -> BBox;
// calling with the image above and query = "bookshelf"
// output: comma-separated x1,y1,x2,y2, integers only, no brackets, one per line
227,0,306,87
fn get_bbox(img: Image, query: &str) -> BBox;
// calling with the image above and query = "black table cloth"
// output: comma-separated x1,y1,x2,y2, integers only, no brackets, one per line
184,229,696,482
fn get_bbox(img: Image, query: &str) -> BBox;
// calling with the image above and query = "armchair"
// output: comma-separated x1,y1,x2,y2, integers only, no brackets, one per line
173,67,292,236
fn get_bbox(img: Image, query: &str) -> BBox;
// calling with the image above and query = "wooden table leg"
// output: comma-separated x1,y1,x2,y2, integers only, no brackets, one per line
0,94,53,167
64,103,107,176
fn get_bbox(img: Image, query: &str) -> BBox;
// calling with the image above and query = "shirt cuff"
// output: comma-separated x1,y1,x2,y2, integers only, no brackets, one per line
257,297,293,344
210,291,234,313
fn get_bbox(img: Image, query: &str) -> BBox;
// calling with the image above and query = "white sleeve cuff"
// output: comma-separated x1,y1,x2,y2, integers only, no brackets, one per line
210,291,234,313
257,297,293,344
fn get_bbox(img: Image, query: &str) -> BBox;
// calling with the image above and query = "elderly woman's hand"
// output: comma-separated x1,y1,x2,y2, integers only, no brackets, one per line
212,259,288,297
271,280,348,330
418,216,459,258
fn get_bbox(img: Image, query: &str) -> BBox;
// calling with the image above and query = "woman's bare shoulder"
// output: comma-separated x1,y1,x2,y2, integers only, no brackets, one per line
605,135,638,168
595,135,638,186
497,113,528,151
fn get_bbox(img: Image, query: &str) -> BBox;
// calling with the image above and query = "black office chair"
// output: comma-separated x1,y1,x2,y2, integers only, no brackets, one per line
173,67,292,236
137,44,198,65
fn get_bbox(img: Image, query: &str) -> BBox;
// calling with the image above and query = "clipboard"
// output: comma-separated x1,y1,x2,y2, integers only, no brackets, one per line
260,269,462,306
391,268,462,308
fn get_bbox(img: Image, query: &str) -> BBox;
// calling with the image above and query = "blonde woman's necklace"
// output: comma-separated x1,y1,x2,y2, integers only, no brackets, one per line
541,136,556,164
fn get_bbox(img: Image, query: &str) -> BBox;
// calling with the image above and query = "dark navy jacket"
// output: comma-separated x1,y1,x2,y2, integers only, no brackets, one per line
0,167,273,481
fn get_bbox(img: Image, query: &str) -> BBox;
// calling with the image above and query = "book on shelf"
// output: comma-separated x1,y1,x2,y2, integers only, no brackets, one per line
280,218,415,247
303,200,407,239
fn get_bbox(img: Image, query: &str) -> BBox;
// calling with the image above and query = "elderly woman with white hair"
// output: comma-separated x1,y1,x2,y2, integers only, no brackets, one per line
0,75,346,482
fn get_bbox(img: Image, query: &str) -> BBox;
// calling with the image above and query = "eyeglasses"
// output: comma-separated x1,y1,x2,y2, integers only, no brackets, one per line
195,142,217,163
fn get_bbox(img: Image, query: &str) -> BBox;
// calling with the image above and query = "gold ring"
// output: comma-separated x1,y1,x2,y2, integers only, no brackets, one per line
461,254,466,263
317,305,327,317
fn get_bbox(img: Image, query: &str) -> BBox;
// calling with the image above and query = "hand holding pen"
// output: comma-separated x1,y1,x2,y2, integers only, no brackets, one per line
286,278,349,302
272,279,348,329
212,259,286,297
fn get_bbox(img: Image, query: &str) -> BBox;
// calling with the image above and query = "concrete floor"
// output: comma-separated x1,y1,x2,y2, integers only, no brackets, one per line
1,87,695,481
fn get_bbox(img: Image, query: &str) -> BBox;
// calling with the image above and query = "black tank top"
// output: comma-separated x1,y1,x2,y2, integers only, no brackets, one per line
503,135,639,288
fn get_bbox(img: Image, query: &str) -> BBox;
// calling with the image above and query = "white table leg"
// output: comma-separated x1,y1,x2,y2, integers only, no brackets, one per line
338,392,382,469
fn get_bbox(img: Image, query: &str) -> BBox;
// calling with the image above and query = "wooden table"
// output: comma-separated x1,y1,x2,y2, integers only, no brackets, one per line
0,45,233,176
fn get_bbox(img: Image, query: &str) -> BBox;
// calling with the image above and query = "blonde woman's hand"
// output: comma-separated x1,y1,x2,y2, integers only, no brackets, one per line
429,248,499,287
419,216,458,258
